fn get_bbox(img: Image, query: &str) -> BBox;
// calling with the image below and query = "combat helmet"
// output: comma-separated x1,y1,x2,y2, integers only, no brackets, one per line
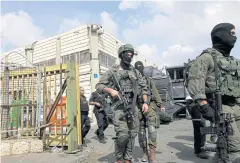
118,44,134,58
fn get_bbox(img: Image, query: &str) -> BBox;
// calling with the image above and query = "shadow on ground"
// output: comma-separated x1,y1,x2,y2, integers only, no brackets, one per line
167,141,209,163
98,152,115,163
97,146,162,163
174,135,194,142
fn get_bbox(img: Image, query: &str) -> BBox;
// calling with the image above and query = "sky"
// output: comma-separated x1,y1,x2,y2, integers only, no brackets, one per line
1,0,240,67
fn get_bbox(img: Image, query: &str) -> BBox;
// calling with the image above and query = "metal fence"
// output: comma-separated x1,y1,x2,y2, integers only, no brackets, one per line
1,62,81,152
1,63,39,138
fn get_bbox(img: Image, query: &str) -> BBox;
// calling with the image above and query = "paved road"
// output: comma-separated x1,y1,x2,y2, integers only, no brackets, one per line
2,118,215,163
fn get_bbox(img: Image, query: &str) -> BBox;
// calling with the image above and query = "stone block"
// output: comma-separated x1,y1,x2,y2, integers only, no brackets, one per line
30,140,43,153
1,141,11,156
12,140,29,155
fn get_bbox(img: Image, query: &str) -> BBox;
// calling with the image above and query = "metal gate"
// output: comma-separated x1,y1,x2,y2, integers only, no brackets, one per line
1,62,81,152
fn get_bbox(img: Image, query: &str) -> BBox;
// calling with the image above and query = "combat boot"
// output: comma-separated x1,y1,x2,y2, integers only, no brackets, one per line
149,145,157,163
141,147,148,162
82,138,87,147
99,138,107,144
196,151,210,159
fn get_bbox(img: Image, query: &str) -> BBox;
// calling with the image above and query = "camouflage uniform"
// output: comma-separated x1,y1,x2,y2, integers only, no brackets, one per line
138,77,162,161
135,61,163,162
96,45,148,163
138,77,162,145
187,48,240,162
187,22,240,161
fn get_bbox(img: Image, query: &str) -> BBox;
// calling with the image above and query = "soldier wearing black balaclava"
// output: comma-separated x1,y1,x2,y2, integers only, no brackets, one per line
135,61,165,163
185,23,240,162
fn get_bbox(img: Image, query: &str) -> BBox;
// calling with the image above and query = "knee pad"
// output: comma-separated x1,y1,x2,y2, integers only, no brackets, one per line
138,128,147,148
148,125,157,142
116,133,129,149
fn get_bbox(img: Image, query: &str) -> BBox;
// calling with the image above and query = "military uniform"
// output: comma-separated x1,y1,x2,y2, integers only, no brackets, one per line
96,44,149,163
89,91,109,143
135,61,163,162
187,23,240,162
138,77,162,162
80,94,91,145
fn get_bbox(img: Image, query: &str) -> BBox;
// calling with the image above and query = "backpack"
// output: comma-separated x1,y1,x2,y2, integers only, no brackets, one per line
183,58,196,88
184,48,217,88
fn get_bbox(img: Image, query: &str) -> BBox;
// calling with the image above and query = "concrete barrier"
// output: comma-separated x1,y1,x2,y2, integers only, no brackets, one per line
1,139,43,156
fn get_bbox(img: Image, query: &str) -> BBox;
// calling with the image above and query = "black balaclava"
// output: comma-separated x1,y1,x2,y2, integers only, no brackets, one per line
134,61,144,75
211,23,237,57
120,50,133,70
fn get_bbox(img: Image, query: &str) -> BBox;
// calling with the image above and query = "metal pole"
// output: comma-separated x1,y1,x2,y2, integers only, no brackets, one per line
1,67,10,138
60,63,63,151
36,68,42,136
43,67,47,147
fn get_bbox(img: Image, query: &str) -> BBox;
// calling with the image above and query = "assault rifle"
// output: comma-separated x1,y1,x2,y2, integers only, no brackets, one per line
143,113,151,163
110,70,137,125
200,55,233,163
95,92,107,112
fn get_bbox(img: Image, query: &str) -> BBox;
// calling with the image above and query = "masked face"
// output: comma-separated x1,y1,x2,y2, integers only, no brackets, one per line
122,50,133,65
211,23,237,56
134,61,144,74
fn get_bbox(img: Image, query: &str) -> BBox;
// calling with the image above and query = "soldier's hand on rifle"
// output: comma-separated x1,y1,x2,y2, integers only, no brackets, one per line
200,103,215,123
109,89,119,99
95,102,102,107
160,106,165,112
142,103,149,114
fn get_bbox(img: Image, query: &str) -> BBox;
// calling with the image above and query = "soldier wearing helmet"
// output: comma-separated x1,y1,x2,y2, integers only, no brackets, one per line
96,44,149,163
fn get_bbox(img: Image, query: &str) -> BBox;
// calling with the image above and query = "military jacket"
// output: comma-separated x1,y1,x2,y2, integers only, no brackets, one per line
146,77,162,107
80,95,89,112
187,48,240,101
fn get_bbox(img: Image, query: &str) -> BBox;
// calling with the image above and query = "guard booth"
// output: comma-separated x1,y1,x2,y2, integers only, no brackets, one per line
1,62,82,152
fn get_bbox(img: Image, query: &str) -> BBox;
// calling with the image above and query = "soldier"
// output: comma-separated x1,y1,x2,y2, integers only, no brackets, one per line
135,61,165,163
89,90,109,143
96,44,149,163
186,23,240,162
80,87,91,146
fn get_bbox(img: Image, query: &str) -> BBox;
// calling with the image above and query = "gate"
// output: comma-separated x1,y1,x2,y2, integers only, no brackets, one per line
1,62,81,152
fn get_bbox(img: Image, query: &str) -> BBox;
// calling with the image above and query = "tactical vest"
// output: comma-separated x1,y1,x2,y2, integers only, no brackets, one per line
114,69,135,103
184,59,196,88
80,95,89,112
203,48,240,98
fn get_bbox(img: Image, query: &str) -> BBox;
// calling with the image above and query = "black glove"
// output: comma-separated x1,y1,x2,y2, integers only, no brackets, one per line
200,104,215,123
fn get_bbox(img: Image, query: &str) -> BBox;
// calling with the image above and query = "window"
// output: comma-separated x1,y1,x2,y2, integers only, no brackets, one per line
62,55,69,63
167,69,174,80
78,50,90,64
108,55,116,67
61,50,90,64
176,69,184,79
99,51,107,66
47,59,56,66
69,54,75,62
39,61,46,67
99,50,116,67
